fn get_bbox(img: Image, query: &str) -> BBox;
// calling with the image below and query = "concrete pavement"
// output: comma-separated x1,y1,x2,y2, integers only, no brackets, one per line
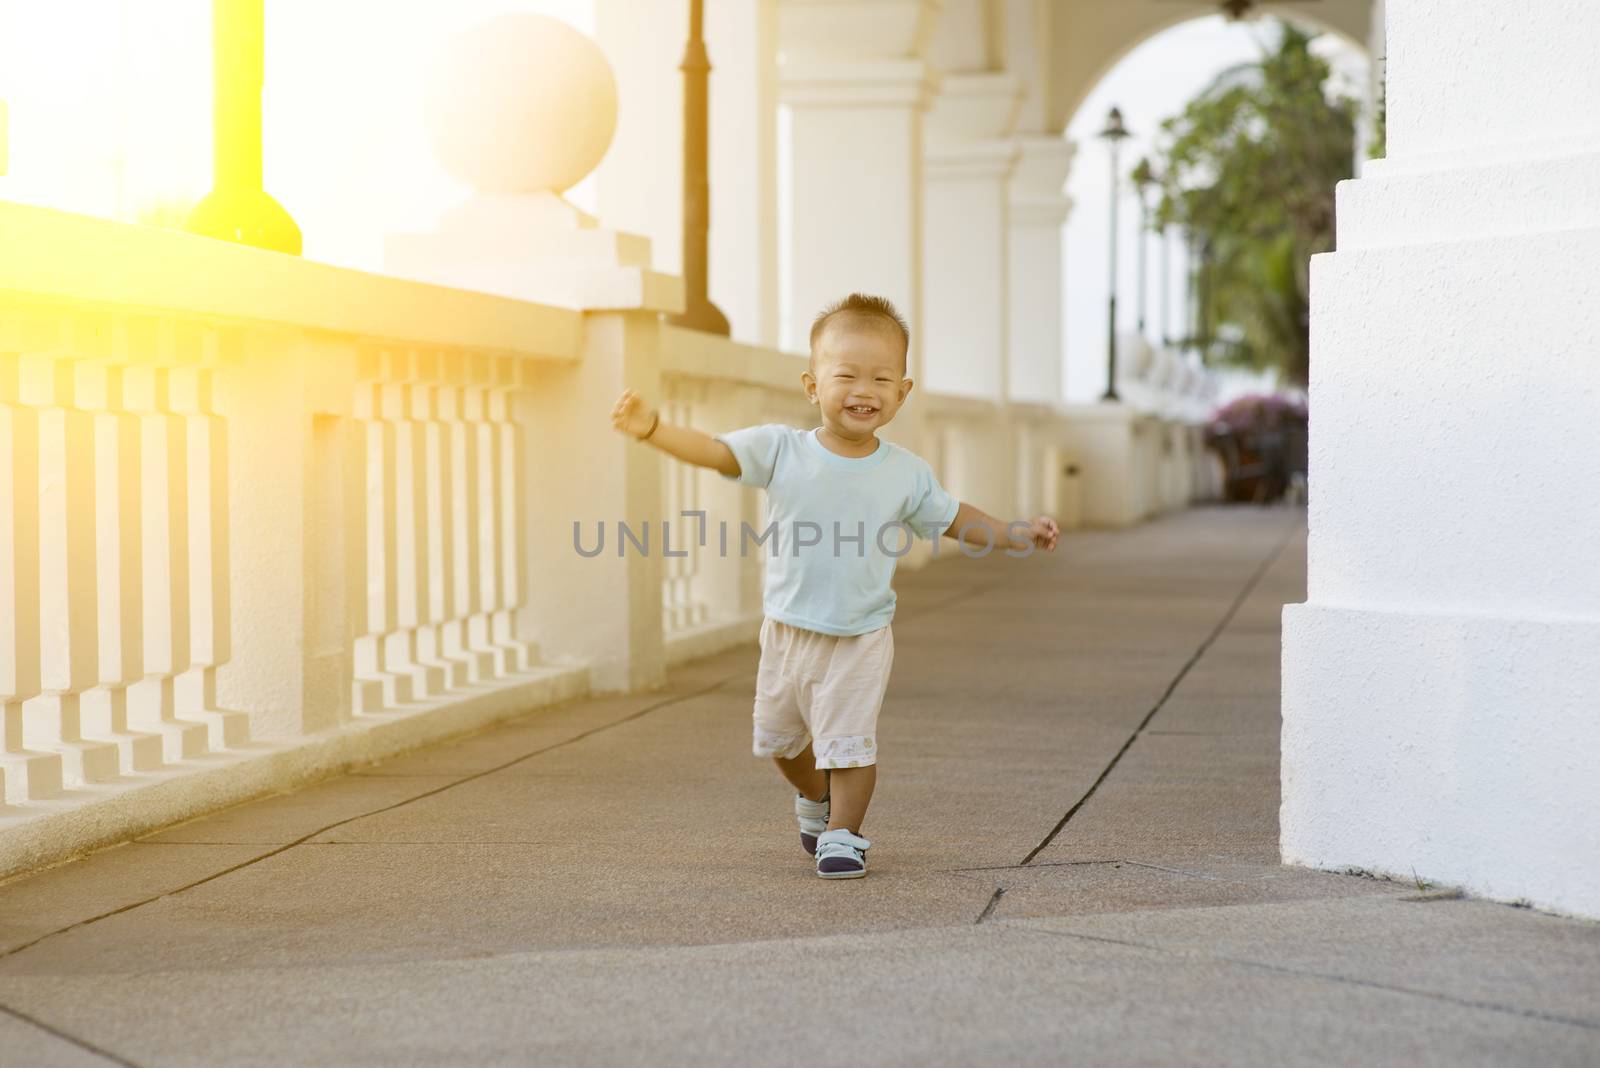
0,507,1595,1066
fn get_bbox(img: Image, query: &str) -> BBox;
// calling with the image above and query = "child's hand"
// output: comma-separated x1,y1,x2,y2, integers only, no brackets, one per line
1027,515,1060,552
611,389,658,440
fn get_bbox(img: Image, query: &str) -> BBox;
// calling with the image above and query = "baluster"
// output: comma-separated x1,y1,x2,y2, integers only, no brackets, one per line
73,344,164,773
170,341,249,748
350,359,406,713
399,350,460,692
447,370,473,670
20,351,121,784
687,379,709,627
0,351,63,801
661,382,683,635
485,356,536,673
467,356,507,678
384,351,446,700
432,357,482,683
123,332,210,761
424,352,482,683
456,362,499,676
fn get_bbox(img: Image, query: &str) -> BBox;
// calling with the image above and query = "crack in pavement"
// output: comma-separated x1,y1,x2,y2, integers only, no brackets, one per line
1017,515,1303,868
974,888,1007,924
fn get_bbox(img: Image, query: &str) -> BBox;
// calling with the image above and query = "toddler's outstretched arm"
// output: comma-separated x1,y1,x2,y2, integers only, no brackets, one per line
943,502,1060,554
610,389,741,478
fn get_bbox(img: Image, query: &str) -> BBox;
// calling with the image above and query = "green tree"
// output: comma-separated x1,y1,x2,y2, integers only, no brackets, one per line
1153,19,1357,387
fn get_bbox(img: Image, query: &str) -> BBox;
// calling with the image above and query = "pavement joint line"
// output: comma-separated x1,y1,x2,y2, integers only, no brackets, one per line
1013,922,1600,1034
949,858,1223,881
950,859,1117,873
974,887,1006,924
0,673,743,966
1017,515,1304,868
0,1000,143,1067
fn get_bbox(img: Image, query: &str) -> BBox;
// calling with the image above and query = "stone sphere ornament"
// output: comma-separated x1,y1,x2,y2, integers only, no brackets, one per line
424,13,619,196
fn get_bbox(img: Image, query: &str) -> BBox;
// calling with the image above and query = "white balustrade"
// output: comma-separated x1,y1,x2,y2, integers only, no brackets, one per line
0,201,596,863
0,193,1197,874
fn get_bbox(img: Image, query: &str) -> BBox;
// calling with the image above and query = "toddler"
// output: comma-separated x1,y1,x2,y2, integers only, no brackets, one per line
611,293,1059,879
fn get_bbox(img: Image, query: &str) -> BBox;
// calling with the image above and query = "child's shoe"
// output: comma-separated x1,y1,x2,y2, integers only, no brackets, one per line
795,793,829,855
814,828,870,879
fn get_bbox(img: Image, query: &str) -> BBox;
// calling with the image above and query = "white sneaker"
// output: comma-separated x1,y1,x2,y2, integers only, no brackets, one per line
815,828,870,879
795,793,829,855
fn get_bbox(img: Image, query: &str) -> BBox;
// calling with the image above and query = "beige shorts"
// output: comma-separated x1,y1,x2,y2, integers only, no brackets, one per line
751,617,894,770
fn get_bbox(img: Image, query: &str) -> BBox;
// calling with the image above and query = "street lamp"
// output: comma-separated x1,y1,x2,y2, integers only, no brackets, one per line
1097,106,1131,402
666,0,730,336
184,0,301,253
1130,158,1157,342
1160,223,1174,349
1185,230,1200,357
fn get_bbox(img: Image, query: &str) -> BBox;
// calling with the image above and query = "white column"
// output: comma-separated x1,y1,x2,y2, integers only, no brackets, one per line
1282,0,1600,919
708,0,781,346
1007,136,1073,404
921,73,1021,400
776,0,939,384
920,72,1022,521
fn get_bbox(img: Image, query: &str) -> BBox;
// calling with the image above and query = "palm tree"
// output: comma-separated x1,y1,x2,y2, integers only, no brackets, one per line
1152,19,1357,387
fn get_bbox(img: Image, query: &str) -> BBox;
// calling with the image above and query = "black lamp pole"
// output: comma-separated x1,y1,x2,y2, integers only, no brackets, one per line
1160,223,1172,348
667,0,730,335
1098,106,1130,403
1131,159,1156,341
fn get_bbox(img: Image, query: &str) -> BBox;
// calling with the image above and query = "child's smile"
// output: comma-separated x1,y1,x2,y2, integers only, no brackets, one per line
803,324,912,451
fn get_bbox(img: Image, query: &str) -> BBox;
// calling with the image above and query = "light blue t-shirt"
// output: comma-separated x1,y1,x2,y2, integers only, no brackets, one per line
713,424,961,636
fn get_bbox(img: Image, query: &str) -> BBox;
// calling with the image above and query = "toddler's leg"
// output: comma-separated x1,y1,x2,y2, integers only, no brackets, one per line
827,765,876,834
773,742,828,803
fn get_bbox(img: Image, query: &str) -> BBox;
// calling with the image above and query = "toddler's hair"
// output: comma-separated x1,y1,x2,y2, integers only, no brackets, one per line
809,293,910,362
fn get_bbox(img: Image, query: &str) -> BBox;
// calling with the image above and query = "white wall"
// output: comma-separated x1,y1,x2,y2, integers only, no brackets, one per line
1281,0,1600,919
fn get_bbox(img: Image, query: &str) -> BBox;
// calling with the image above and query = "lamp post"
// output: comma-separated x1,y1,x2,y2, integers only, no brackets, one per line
667,0,730,335
1130,158,1156,341
184,0,300,253
1160,223,1173,348
1185,230,1199,357
1098,106,1130,403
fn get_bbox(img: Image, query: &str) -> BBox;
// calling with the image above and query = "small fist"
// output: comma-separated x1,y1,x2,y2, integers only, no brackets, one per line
1028,515,1060,552
611,389,657,439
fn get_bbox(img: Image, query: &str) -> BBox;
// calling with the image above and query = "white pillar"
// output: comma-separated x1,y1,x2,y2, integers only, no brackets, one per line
921,73,1021,400
776,0,939,382
1007,135,1073,404
1282,0,1600,919
708,0,781,347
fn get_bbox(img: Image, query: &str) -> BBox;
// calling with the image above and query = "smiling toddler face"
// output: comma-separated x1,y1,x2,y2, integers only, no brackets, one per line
804,318,912,440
